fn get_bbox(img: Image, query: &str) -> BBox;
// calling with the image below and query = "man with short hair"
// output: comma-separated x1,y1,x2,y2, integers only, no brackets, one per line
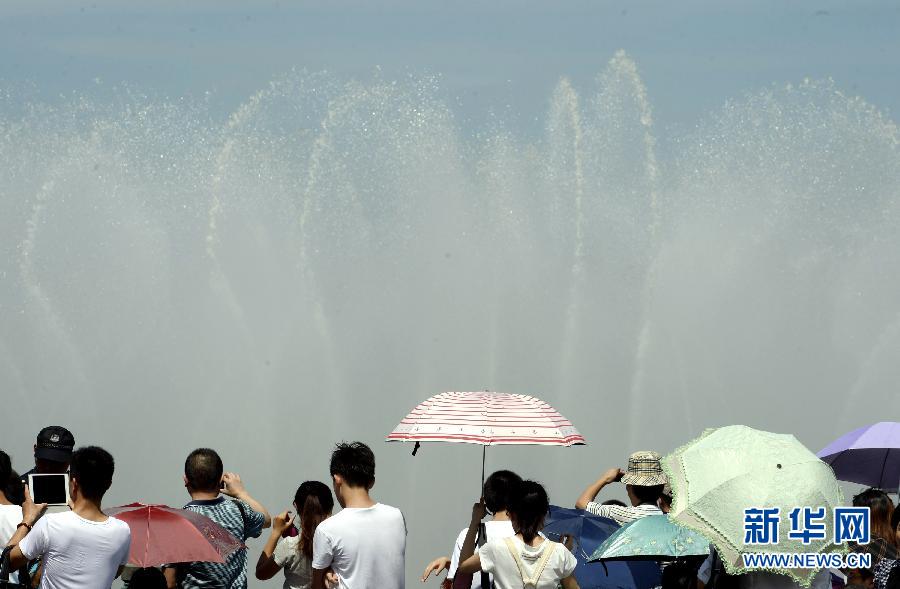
6,446,132,589
19,426,75,484
575,450,667,525
312,441,407,589
164,448,271,589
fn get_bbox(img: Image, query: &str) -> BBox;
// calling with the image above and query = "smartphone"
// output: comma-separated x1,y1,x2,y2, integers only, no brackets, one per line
29,473,70,505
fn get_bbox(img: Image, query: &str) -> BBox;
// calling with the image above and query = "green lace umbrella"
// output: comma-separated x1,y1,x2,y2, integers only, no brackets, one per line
662,425,845,587
589,515,711,561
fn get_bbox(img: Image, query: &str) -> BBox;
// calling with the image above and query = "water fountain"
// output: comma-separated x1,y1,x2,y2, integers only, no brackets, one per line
1,53,898,585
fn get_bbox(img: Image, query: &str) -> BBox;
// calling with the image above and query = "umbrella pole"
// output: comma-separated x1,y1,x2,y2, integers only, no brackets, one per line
481,445,486,491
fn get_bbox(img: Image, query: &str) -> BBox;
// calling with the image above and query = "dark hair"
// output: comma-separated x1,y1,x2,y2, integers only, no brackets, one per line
185,448,224,492
483,470,522,514
128,567,167,589
329,442,375,488
509,480,549,543
631,484,665,505
0,452,22,506
69,446,115,501
0,450,11,490
295,481,334,559
601,499,628,507
853,488,897,546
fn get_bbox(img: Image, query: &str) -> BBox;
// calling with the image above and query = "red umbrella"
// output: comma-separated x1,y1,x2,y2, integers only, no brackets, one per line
108,503,244,567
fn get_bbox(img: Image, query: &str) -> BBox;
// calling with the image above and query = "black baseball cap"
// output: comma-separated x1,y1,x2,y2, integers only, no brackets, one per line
35,426,75,463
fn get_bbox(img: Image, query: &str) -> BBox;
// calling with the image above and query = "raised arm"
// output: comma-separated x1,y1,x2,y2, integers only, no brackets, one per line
452,499,486,589
575,468,623,510
256,511,293,580
221,472,272,528
456,553,483,576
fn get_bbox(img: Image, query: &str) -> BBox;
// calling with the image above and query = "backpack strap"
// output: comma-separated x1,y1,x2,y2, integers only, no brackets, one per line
504,538,557,588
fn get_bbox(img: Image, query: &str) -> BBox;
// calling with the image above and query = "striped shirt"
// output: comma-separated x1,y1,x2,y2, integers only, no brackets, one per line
175,497,265,589
584,502,662,525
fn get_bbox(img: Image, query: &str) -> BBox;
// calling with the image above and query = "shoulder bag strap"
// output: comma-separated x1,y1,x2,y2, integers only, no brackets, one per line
232,499,248,538
477,522,491,589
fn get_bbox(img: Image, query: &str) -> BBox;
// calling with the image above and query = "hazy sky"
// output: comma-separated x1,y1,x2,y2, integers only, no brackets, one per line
3,0,900,135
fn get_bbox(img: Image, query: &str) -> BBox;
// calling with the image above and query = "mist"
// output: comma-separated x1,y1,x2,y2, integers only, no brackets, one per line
1,52,899,586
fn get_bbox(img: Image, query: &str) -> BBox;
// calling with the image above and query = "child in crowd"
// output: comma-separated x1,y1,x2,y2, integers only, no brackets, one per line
457,480,578,589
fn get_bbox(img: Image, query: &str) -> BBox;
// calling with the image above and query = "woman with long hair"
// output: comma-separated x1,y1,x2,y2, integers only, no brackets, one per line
256,481,334,589
847,488,897,588
457,480,579,589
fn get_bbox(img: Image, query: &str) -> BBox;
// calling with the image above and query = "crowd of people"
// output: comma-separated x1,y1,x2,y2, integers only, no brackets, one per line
2,425,900,589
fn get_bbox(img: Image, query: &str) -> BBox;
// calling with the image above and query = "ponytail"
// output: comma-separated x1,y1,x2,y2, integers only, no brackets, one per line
509,480,549,543
293,481,334,560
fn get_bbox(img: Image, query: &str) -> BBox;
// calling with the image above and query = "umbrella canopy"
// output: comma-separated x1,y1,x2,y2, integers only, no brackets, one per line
589,515,710,561
543,506,662,589
817,422,900,492
662,425,845,586
108,503,243,567
386,391,585,446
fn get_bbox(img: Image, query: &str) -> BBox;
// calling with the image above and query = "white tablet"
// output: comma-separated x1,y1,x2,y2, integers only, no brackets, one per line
28,473,70,506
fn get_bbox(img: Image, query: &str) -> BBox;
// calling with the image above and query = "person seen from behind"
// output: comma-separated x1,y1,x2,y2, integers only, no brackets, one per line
5,445,132,589
457,480,578,589
420,469,522,588
0,450,23,546
128,567,168,589
575,451,666,524
256,480,334,589
19,426,75,484
848,489,898,589
164,448,271,589
311,441,407,589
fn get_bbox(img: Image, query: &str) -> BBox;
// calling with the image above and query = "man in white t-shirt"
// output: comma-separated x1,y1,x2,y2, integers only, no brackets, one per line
311,442,406,589
575,450,666,525
5,446,132,589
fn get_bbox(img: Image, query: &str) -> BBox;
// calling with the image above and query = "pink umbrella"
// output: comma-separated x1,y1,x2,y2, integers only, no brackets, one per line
108,503,244,567
387,391,585,483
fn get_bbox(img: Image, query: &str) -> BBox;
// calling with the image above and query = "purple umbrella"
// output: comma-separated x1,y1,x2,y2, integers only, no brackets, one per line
817,422,900,492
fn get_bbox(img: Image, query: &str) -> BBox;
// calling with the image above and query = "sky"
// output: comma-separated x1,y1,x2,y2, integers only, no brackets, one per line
2,3,900,588
3,0,900,136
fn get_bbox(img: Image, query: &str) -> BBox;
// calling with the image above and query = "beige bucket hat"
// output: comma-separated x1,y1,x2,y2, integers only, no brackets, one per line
620,450,668,486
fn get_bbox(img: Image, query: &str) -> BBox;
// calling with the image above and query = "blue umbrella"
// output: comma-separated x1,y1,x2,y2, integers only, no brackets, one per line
543,505,662,589
589,515,710,561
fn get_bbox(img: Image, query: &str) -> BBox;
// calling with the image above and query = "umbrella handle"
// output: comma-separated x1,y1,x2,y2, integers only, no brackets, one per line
412,442,421,456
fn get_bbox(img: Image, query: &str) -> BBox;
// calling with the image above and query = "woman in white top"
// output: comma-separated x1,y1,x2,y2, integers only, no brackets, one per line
458,480,579,589
256,481,334,589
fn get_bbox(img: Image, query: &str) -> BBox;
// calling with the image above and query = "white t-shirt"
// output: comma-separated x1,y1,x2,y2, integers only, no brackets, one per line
0,504,24,546
478,536,577,589
312,503,406,589
273,535,312,589
448,520,516,589
18,510,131,589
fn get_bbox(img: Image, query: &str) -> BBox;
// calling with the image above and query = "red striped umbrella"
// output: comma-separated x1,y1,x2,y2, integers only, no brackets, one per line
387,391,585,482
